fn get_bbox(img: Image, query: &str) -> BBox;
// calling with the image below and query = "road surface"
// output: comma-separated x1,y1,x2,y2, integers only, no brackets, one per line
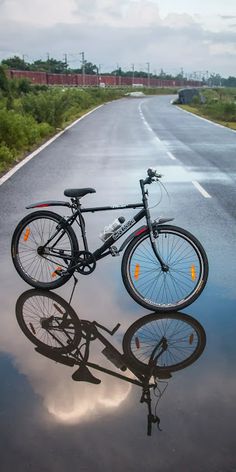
0,95,236,471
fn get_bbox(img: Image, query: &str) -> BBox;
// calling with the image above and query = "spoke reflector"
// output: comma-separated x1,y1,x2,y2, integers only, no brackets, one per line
189,333,194,345
29,322,36,335
135,337,140,349
134,263,140,280
51,267,62,278
23,227,30,241
53,303,64,314
191,264,196,281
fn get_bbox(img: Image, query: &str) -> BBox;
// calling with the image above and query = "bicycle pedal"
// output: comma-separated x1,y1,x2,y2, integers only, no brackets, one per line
110,246,119,257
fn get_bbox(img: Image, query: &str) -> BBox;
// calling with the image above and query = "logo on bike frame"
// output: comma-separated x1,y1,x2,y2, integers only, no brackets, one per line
113,218,136,240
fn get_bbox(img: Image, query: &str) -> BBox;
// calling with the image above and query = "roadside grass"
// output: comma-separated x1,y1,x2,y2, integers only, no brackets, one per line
177,88,236,131
178,105,236,130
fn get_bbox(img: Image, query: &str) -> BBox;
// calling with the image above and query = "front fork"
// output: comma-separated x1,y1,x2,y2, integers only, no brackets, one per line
149,227,169,272
141,180,169,272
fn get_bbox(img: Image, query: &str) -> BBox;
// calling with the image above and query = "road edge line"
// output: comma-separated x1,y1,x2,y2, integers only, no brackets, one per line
0,104,104,187
177,105,236,133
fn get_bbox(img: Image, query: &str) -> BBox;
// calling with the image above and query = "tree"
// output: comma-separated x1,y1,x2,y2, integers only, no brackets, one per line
0,65,9,93
222,76,236,87
208,73,222,87
31,58,66,73
2,56,30,70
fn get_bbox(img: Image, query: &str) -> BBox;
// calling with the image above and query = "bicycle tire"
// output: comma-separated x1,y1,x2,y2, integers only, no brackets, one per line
15,289,82,353
122,312,206,375
121,225,208,312
11,210,79,289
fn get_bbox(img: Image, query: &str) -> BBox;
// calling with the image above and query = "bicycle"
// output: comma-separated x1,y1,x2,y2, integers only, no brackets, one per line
11,168,209,312
15,290,206,435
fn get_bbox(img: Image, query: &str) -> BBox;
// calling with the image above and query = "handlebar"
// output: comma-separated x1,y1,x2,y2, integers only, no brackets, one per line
142,168,163,186
147,168,163,179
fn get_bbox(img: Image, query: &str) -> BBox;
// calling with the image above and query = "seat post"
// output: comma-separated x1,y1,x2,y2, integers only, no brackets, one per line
76,202,89,252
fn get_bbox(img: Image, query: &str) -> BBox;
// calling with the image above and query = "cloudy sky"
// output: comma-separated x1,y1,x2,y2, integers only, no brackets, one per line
0,0,236,77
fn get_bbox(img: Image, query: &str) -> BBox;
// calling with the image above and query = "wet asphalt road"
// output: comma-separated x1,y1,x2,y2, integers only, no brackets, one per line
0,95,236,471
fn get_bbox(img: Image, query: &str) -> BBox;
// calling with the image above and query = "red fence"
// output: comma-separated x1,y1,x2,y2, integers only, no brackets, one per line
7,69,202,88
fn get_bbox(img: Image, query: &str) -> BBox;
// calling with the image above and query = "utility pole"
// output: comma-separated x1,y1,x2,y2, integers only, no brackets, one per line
80,51,85,86
22,54,28,70
47,53,50,72
146,62,150,87
97,64,102,86
63,53,68,73
131,63,135,86
116,63,121,86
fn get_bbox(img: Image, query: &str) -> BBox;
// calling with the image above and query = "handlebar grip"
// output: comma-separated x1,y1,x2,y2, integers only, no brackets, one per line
147,168,162,179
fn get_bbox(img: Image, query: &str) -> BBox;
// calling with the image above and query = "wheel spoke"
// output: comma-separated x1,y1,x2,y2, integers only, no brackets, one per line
125,229,207,310
123,313,206,373
14,214,76,287
16,291,81,353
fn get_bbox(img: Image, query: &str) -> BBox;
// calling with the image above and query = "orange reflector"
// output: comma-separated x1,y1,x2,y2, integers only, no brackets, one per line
189,333,194,345
51,267,62,278
23,227,30,241
53,303,64,314
191,264,196,281
135,337,140,349
29,322,36,335
134,263,140,280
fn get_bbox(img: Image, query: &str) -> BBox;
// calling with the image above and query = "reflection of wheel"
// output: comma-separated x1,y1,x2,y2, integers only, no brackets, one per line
121,226,208,312
122,312,206,375
15,290,81,353
11,211,78,289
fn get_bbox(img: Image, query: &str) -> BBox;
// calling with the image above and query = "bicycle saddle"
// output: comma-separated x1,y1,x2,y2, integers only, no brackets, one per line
64,188,96,198
72,365,101,384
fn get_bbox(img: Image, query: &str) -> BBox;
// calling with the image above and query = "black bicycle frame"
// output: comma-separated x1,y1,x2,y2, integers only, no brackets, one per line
40,178,167,269
71,179,162,260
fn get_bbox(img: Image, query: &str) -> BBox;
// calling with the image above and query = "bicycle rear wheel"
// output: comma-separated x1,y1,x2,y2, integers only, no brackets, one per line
122,312,206,375
11,210,78,289
15,289,81,353
121,225,208,312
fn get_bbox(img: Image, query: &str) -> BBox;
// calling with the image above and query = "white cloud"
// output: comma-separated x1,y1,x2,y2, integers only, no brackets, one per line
209,42,236,56
0,0,236,76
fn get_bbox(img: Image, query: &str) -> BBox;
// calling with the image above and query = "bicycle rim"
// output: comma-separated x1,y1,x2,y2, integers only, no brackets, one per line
123,227,208,311
122,312,206,374
15,290,81,353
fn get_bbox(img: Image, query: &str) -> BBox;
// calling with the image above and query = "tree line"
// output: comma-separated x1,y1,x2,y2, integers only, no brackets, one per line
1,55,236,86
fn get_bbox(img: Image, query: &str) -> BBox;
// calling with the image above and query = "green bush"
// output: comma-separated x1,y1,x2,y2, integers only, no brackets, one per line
22,89,71,128
0,144,15,172
0,83,125,172
0,108,51,152
222,102,236,121
38,122,53,138
0,144,14,162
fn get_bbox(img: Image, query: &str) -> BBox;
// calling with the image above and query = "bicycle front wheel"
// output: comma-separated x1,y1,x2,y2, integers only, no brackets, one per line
122,312,206,375
121,225,208,311
16,289,81,353
11,211,79,289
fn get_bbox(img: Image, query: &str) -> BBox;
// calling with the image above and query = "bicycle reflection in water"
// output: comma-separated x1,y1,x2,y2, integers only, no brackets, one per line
15,290,206,436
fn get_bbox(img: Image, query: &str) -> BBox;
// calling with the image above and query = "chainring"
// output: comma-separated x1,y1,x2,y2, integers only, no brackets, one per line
76,251,96,275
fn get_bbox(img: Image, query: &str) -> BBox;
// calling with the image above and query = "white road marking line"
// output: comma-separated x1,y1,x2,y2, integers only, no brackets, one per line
192,180,212,198
167,151,176,160
0,105,104,187
138,103,161,141
177,105,236,133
